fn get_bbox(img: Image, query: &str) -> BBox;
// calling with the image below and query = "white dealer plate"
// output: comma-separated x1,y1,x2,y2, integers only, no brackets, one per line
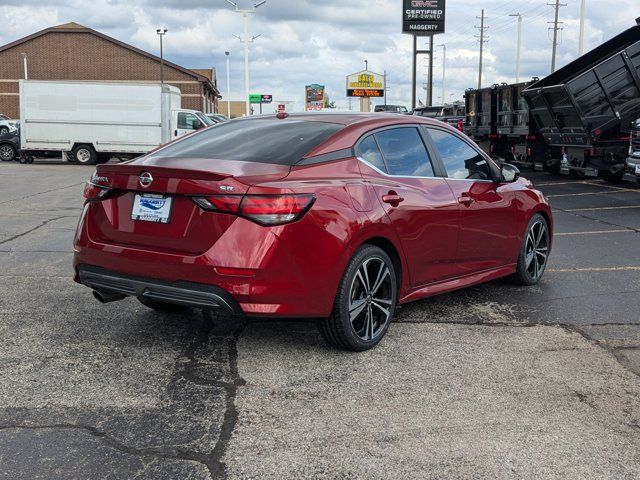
131,194,173,223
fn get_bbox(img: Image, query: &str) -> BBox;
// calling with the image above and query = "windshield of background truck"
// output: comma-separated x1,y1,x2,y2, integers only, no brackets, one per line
197,112,214,126
419,107,443,117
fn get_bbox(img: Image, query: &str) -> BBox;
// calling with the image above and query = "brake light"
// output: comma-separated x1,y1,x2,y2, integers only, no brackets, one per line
457,119,464,132
193,194,316,226
83,182,111,201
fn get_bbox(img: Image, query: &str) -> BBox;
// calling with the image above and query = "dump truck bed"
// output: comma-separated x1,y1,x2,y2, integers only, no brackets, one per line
523,24,640,147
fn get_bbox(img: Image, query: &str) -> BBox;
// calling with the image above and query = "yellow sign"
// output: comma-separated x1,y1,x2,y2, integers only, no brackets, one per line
346,70,385,98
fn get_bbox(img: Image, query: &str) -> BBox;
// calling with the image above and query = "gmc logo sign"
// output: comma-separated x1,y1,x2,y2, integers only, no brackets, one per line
411,0,438,6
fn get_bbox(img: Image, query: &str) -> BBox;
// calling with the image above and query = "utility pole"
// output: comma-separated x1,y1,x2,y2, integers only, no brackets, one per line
475,9,488,90
437,44,445,104
156,29,167,84
21,53,28,80
578,0,586,55
383,70,387,106
225,51,231,118
509,13,522,83
548,0,566,73
227,0,266,116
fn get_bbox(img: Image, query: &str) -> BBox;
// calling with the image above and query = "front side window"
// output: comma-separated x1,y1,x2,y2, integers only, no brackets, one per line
178,112,200,130
427,128,492,180
374,127,434,177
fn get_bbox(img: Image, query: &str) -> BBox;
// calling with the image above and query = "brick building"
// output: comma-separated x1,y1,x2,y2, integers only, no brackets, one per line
0,22,220,118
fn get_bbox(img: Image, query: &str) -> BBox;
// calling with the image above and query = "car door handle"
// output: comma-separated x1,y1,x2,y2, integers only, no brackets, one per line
382,194,404,205
457,195,475,206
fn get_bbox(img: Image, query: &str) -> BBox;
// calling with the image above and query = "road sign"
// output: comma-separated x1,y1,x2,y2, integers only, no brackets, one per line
249,94,273,104
277,104,286,112
402,0,446,35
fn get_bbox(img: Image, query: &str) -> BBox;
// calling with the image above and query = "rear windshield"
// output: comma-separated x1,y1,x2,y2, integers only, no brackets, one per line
149,119,343,165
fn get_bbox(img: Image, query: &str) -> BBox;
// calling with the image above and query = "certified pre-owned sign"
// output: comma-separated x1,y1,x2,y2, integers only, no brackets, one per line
402,0,446,35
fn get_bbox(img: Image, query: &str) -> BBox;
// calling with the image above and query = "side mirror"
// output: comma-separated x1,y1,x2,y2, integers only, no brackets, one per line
193,119,203,130
501,163,520,183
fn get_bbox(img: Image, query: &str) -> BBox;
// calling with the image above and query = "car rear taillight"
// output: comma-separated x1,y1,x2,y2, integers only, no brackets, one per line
193,194,315,226
83,182,111,201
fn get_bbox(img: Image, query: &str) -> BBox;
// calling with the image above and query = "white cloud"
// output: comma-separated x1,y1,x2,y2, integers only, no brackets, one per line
0,0,637,111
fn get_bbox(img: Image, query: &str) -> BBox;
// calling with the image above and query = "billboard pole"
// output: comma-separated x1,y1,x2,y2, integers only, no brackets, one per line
412,35,417,110
428,35,434,106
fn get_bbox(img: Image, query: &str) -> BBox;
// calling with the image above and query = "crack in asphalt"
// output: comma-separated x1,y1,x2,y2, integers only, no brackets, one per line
0,216,72,246
553,205,640,234
0,182,86,205
0,423,214,472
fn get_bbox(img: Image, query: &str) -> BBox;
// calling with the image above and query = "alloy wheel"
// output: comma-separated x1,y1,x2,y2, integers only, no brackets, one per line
0,145,14,161
525,220,549,281
348,257,394,341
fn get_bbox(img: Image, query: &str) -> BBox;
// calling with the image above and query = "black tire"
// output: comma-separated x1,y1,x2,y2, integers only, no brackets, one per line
319,245,397,351
71,145,97,165
601,170,624,184
0,143,16,161
138,297,190,313
510,214,550,286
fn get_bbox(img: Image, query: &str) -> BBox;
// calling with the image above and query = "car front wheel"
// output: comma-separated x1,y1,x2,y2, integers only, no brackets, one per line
0,144,16,161
319,245,397,351
511,214,550,286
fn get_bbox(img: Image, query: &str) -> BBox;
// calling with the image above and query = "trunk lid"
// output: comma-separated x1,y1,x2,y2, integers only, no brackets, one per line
88,158,290,254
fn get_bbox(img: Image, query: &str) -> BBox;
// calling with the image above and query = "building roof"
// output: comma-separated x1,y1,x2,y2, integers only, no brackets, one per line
0,22,219,95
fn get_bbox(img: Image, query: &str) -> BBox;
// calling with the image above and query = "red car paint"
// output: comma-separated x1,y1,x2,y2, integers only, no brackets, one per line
73,113,552,317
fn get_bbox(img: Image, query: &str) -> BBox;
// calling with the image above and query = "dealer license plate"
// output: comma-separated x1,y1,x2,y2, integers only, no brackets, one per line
131,194,173,223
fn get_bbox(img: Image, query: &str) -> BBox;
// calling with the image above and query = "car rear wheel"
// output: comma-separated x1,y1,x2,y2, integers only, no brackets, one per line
510,214,550,286
138,297,190,313
319,245,397,351
0,144,16,161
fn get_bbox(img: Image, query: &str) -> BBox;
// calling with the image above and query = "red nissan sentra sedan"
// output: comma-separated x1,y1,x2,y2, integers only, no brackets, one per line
73,113,552,351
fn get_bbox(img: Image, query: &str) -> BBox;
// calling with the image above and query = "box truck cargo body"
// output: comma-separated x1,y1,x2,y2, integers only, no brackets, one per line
19,80,212,164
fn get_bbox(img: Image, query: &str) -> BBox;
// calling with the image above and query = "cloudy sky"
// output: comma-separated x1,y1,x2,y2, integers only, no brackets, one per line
1,0,637,112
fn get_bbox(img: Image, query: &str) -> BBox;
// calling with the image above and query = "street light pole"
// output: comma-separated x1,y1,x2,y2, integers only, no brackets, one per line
578,0,586,55
227,0,266,117
437,44,445,105
225,51,231,118
156,29,167,84
21,53,28,80
509,13,522,83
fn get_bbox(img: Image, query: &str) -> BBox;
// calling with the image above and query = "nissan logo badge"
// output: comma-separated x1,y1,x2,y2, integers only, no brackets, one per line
139,172,153,188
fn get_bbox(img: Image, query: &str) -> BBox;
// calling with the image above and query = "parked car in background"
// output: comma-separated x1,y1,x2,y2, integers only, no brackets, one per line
0,113,19,136
374,105,409,114
627,118,640,184
74,113,552,352
415,104,465,131
19,80,212,165
0,131,20,162
206,113,229,123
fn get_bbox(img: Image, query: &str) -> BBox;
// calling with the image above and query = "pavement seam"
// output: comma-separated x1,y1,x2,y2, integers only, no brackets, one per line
551,205,640,233
0,216,72,246
0,182,86,205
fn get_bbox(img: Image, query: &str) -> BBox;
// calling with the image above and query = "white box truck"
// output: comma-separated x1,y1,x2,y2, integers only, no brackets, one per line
19,80,214,164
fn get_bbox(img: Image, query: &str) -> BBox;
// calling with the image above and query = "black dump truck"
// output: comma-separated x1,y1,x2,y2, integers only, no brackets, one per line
626,119,640,183
463,81,559,170
522,23,640,182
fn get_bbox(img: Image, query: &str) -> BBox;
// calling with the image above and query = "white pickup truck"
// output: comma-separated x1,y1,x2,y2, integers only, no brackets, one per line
19,80,213,164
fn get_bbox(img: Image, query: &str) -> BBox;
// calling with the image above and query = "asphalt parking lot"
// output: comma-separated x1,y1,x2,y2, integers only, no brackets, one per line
1,161,640,479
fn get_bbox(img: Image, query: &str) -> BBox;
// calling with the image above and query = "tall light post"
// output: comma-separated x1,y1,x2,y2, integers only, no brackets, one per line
578,0,586,55
156,29,167,84
509,13,522,83
21,53,28,80
437,44,445,105
227,0,266,116
225,51,231,117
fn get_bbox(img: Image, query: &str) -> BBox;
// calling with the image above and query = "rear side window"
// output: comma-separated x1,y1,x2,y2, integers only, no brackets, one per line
427,128,492,180
374,127,434,177
357,135,387,172
150,119,343,165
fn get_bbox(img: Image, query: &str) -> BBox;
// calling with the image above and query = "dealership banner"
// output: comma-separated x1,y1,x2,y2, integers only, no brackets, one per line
346,70,385,98
305,84,325,111
402,0,446,35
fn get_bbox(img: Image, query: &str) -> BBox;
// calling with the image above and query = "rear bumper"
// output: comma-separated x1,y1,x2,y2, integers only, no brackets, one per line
77,264,242,314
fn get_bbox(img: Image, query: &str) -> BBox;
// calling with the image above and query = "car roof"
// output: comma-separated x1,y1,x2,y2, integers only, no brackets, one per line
234,111,444,128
